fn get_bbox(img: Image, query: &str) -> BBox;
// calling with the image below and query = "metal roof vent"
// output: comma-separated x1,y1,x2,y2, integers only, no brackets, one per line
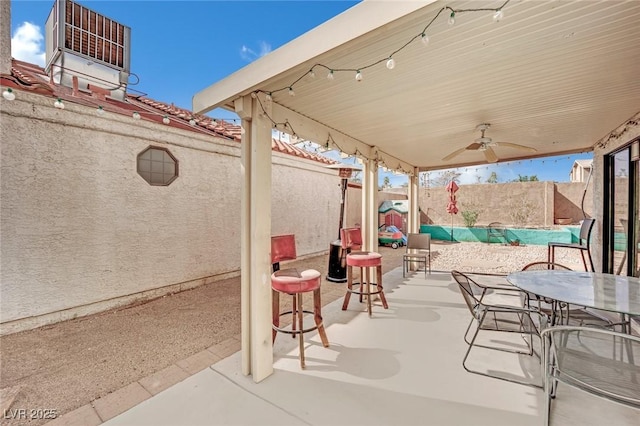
44,0,131,101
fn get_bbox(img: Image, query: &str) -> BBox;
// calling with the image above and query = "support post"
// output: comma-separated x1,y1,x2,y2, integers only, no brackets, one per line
237,94,273,382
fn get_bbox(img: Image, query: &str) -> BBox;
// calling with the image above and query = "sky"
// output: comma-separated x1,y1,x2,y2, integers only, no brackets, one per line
10,0,593,186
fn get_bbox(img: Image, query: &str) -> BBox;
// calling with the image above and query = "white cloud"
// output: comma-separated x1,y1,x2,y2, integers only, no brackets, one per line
239,41,272,62
11,22,46,67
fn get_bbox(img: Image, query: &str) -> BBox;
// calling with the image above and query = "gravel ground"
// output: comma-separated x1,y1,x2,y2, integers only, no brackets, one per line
0,241,586,424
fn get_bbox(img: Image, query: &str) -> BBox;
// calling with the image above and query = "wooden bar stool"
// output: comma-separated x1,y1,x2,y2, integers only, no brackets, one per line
340,228,388,316
271,234,329,369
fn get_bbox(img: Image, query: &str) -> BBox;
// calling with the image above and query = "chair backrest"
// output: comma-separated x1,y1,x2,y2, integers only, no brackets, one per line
451,270,482,314
541,326,640,409
521,261,572,271
271,234,297,265
579,218,595,247
406,233,430,251
340,227,362,250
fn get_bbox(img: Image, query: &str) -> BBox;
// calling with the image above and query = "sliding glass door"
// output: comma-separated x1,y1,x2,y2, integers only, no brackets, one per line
604,139,639,277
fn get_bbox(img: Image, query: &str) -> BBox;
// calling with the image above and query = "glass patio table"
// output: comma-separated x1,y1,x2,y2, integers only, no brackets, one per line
506,270,640,325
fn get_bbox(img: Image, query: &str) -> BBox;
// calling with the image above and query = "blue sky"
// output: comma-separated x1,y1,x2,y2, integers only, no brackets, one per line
10,0,592,185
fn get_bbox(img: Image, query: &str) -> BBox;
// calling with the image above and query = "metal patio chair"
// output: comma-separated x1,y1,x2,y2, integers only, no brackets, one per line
486,222,507,243
452,270,547,387
541,326,640,426
403,233,431,277
548,218,595,272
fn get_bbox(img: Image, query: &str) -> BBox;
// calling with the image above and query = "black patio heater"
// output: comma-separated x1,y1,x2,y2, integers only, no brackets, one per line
326,163,361,283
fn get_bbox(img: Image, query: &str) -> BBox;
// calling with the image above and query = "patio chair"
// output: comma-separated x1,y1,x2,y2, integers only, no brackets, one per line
271,234,329,369
402,233,431,278
548,218,595,272
521,261,573,325
340,227,388,317
486,222,507,244
541,326,640,426
451,270,547,387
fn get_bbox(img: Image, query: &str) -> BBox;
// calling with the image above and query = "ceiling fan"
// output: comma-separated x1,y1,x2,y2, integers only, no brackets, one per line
442,123,537,163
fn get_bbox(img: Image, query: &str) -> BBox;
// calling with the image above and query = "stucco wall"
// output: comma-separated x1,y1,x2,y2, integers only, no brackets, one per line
0,91,339,332
554,181,594,222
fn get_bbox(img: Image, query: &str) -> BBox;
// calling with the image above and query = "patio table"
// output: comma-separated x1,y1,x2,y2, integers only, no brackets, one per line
507,270,640,327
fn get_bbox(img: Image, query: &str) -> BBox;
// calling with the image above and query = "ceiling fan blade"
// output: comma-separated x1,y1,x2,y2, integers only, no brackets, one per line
493,142,537,152
484,146,499,163
466,142,482,150
442,146,468,161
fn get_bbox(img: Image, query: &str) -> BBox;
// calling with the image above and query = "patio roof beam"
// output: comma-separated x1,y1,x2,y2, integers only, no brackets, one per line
270,101,415,173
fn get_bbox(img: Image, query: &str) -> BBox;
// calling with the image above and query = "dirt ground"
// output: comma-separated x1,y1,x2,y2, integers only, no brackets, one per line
0,247,407,425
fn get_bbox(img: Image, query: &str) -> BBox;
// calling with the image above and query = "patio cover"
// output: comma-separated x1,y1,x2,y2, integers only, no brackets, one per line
192,0,640,381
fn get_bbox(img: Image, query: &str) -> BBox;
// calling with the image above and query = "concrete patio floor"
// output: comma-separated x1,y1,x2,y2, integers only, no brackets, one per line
97,267,638,426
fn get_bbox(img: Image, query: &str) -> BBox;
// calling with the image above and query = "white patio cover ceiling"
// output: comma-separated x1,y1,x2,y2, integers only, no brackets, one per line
193,0,640,172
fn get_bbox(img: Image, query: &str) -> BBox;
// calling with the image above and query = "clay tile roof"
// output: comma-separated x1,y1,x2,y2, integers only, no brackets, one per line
4,59,337,166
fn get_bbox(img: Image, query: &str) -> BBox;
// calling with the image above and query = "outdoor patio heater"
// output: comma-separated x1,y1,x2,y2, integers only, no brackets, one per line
326,163,361,283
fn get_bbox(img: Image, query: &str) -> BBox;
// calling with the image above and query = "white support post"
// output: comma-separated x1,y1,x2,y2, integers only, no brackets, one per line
361,158,378,252
408,168,419,234
236,94,274,382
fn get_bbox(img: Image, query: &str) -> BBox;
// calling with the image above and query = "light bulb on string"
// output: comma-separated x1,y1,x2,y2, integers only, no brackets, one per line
2,88,15,100
386,58,395,70
288,87,295,96
54,98,64,109
265,92,272,102
355,70,363,82
448,11,456,25
162,115,170,124
327,70,335,80
308,69,316,79
96,106,105,116
421,33,429,46
493,9,504,22
189,118,196,126
132,111,141,120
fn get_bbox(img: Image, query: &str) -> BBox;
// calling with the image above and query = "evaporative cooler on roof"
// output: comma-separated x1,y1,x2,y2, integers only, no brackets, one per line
44,0,131,100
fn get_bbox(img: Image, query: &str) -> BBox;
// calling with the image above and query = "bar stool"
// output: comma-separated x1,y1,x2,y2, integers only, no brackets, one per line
271,234,329,369
340,227,388,316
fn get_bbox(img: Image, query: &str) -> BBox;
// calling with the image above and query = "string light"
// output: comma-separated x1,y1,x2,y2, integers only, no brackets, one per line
162,115,170,124
2,88,15,100
132,111,141,120
96,106,105,116
189,117,197,126
386,58,396,70
54,98,64,109
245,2,511,176
448,11,456,25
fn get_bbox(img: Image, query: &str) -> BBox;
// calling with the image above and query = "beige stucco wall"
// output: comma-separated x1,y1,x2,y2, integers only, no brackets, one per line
592,112,640,272
0,91,340,333
554,181,594,223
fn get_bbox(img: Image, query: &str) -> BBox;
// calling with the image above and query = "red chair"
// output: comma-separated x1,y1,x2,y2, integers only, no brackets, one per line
340,228,388,316
271,234,329,368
